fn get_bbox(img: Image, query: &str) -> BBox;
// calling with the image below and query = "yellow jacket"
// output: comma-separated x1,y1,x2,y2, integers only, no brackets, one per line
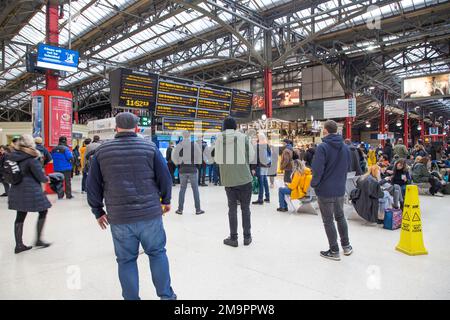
367,150,377,166
80,146,86,169
287,168,312,200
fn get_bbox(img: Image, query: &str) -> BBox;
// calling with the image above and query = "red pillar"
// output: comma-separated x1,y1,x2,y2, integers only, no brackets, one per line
420,119,425,142
46,0,59,90
380,105,386,147
403,104,409,146
345,93,352,140
264,68,272,118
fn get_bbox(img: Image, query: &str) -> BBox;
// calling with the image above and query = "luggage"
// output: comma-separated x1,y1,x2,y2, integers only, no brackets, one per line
383,208,402,230
441,182,450,195
48,172,65,199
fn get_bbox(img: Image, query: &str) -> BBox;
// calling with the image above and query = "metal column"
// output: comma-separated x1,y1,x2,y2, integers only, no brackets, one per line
46,0,59,90
403,103,409,145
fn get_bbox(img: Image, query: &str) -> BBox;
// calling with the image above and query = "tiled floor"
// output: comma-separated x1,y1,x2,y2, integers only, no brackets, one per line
0,176,449,300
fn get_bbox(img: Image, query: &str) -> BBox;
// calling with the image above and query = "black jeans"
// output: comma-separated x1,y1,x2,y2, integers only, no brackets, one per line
1,180,9,195
81,171,87,192
198,163,206,184
225,182,252,239
57,170,72,198
317,196,350,252
167,162,176,184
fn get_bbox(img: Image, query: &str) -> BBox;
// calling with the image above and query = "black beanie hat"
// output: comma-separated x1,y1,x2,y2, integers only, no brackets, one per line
223,116,237,130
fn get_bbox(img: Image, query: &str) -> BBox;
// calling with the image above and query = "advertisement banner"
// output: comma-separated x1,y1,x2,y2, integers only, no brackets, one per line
32,96,44,139
252,88,301,110
49,97,73,146
37,43,79,72
402,73,450,100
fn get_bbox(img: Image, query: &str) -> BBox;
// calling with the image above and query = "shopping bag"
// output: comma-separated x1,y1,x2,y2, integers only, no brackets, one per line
252,176,259,194
383,208,402,230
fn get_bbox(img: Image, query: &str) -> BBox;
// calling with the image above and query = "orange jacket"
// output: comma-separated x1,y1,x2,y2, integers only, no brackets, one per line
287,168,312,200
80,146,86,169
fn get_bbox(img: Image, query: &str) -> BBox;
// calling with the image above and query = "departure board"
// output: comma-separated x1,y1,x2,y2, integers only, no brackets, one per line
158,77,198,97
230,89,252,117
197,98,230,112
199,87,232,102
162,118,222,132
196,109,229,121
110,68,158,109
157,92,197,108
155,105,197,118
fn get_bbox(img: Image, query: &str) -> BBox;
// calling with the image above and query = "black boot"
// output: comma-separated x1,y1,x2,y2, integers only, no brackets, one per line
14,223,32,254
35,218,51,248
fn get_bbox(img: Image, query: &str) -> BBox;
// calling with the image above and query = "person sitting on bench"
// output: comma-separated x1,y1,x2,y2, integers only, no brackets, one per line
277,160,312,212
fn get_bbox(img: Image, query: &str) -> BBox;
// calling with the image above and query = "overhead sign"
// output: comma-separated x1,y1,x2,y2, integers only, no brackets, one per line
162,118,222,132
402,72,450,101
36,43,79,72
110,68,253,119
323,98,356,119
429,127,439,135
110,68,158,110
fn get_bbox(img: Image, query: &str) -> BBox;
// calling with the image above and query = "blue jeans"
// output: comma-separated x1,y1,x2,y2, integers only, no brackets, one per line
278,187,291,209
212,164,220,184
110,217,176,300
257,167,270,201
178,172,201,211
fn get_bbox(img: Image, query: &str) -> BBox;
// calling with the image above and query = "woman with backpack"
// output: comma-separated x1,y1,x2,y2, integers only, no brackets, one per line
5,134,52,254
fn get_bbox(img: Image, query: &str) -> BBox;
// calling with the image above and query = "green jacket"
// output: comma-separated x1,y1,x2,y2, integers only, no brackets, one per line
411,163,430,183
393,144,409,159
214,130,255,187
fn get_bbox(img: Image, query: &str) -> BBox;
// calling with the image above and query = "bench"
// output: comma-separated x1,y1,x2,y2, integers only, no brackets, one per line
285,188,319,215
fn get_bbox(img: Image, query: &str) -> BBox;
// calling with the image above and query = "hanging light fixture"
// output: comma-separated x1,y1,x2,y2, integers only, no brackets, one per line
417,124,422,131
365,121,371,128
396,120,402,127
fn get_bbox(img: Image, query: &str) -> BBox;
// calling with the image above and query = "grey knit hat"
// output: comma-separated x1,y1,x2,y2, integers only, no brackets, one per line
115,112,139,129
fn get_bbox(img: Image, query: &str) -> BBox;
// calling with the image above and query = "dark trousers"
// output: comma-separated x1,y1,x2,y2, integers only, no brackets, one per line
317,196,350,252
1,180,9,195
81,171,87,192
16,210,48,223
429,176,442,195
224,182,252,239
167,162,176,184
57,170,72,198
198,163,206,184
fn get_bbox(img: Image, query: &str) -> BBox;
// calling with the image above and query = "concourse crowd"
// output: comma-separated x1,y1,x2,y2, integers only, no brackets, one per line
1,112,449,300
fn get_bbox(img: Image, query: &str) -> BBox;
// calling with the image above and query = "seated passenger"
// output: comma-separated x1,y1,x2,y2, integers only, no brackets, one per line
412,156,444,197
350,165,390,224
367,149,377,167
277,160,312,212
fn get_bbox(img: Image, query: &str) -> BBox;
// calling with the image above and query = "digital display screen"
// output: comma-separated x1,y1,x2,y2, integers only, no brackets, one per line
197,98,230,112
158,79,198,97
155,105,197,118
230,89,252,117
157,92,197,108
199,87,232,101
196,109,229,121
162,118,222,132
110,68,158,109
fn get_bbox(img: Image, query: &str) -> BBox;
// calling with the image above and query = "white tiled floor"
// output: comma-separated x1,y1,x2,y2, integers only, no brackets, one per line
0,176,449,300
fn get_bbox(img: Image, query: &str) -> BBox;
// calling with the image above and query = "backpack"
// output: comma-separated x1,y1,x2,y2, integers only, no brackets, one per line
2,158,23,184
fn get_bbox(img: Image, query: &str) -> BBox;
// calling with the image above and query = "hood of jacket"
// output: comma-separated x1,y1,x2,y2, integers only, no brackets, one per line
322,134,344,150
9,147,40,162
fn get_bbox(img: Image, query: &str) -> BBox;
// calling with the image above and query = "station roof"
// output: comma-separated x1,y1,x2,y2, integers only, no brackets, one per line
0,0,449,124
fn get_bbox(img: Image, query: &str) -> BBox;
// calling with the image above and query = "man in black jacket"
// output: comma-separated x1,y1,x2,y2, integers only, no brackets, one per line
165,142,177,185
172,131,205,215
87,112,176,300
344,139,363,176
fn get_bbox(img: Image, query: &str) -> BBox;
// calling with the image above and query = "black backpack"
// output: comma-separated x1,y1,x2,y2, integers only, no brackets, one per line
2,157,23,184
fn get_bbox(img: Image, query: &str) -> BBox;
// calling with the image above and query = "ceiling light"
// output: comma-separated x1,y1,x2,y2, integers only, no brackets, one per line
417,125,422,131
369,86,375,90
222,76,228,81
261,114,267,121
396,120,402,127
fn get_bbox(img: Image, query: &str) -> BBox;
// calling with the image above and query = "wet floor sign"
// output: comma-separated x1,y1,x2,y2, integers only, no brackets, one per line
396,185,428,256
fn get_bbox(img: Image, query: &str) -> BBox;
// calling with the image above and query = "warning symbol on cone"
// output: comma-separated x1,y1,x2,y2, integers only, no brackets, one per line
396,185,428,256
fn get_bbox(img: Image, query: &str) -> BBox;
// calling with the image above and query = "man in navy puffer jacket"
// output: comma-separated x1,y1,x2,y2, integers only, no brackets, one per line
51,136,73,199
311,120,352,261
87,112,176,300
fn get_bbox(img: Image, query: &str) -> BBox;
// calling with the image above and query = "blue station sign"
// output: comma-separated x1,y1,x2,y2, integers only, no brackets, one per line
36,43,79,72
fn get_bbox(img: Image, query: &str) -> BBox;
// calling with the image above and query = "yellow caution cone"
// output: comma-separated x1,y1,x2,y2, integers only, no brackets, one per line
396,185,428,256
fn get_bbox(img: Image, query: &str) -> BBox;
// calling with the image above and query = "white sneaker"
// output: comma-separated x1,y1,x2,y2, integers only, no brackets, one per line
434,192,444,197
